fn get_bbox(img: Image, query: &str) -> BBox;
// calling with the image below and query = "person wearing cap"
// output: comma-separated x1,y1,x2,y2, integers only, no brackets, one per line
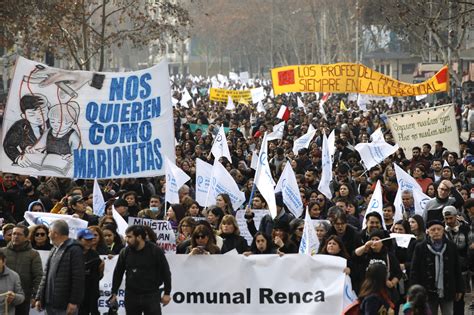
442,206,470,314
423,179,464,223
69,196,98,227
410,220,465,315
77,229,103,315
0,225,43,315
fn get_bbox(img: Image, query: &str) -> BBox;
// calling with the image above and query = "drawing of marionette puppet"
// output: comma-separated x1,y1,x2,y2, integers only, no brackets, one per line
5,64,104,170
3,93,51,166
33,101,83,163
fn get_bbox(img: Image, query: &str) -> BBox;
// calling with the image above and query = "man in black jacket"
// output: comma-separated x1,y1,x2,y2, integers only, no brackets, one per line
35,220,85,315
110,225,171,315
410,220,464,315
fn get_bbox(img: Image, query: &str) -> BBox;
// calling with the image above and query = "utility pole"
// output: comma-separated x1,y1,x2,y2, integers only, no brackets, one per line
355,0,359,63
270,0,274,68
428,1,432,62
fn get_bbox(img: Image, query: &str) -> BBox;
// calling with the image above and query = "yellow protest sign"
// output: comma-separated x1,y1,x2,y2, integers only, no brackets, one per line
270,63,448,97
209,88,252,102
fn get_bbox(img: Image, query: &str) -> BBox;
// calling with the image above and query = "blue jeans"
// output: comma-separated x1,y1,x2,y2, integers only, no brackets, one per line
124,292,161,315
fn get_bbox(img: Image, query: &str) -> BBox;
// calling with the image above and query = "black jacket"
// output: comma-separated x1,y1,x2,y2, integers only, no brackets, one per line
112,241,171,295
36,239,85,309
220,233,249,254
410,238,465,300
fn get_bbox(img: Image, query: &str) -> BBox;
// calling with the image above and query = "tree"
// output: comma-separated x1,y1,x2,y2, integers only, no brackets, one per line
360,0,473,87
2,0,191,71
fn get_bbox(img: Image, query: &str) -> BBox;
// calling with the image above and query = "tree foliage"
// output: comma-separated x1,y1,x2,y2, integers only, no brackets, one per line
2,0,191,71
360,0,473,85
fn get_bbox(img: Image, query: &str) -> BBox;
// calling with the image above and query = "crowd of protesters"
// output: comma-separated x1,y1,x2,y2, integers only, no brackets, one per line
0,74,472,315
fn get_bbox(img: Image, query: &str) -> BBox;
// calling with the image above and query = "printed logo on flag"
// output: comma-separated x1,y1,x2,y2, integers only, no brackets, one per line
278,70,295,86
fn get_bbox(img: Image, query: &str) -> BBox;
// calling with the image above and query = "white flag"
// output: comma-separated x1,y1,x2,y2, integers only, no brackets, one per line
225,95,235,110
211,125,232,161
92,178,105,216
209,160,246,210
343,275,358,309
256,100,266,113
181,88,193,107
251,87,265,103
112,205,129,237
318,132,333,200
355,129,399,170
275,161,303,218
229,72,239,81
165,156,191,205
363,180,386,229
299,207,319,255
250,151,259,170
390,233,416,248
195,158,213,207
393,164,430,222
267,121,285,141
293,129,317,155
254,133,277,218
370,128,385,143
297,96,307,113
327,129,336,159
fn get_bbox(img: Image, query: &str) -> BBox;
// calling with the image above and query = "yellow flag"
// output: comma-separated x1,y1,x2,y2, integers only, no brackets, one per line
238,97,249,106
340,100,347,111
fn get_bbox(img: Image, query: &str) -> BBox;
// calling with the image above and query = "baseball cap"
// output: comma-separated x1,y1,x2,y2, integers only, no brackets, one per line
77,229,94,240
442,205,457,217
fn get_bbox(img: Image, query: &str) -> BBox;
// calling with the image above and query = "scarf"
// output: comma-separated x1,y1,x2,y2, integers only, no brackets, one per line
427,242,447,298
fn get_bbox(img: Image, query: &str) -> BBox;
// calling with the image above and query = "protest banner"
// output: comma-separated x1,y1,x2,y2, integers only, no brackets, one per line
128,217,176,253
1,57,175,179
189,123,231,136
235,209,270,245
387,104,459,159
209,88,252,102
271,63,448,96
24,212,88,238
99,254,346,315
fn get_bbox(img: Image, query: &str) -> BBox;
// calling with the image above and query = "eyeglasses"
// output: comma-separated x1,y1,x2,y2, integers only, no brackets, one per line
35,233,46,237
195,234,208,239
316,198,325,202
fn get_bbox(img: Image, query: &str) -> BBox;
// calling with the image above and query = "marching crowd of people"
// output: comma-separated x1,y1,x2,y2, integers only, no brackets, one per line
0,75,473,315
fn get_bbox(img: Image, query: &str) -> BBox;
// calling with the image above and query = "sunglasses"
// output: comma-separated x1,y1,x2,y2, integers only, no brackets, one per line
195,234,208,239
35,233,46,237
316,198,325,202
297,227,304,232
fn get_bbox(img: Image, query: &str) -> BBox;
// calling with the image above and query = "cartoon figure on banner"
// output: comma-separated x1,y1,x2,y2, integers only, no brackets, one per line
3,64,104,176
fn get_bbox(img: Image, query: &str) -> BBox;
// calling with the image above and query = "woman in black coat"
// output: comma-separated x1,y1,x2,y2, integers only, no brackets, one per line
218,215,249,254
